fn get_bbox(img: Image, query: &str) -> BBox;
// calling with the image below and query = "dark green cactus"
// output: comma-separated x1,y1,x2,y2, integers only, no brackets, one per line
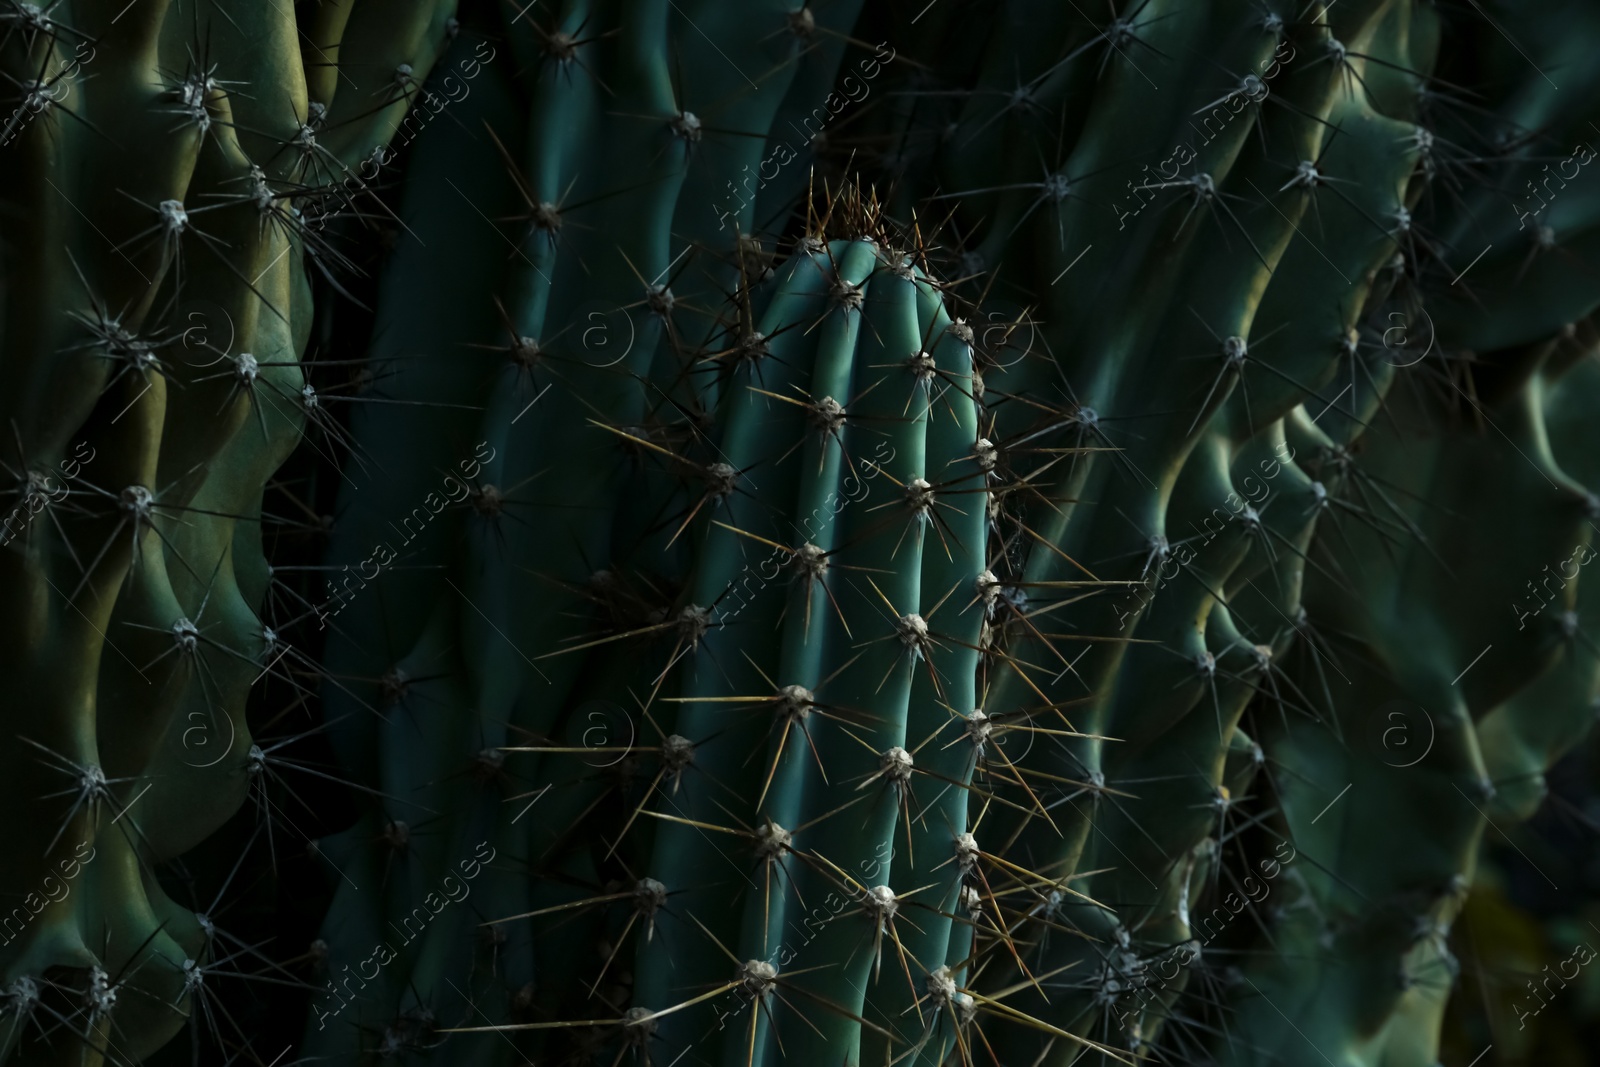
0,1,457,1063
297,1,1600,1065
10,1,1600,1065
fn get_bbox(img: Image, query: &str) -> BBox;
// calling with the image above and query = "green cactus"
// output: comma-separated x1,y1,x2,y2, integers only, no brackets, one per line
296,1,1600,1065
0,1,457,1063
11,0,1600,1065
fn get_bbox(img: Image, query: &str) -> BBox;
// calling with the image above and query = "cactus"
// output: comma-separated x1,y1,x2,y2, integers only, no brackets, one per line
0,1,457,1063
9,0,1600,1065
300,1,1600,1065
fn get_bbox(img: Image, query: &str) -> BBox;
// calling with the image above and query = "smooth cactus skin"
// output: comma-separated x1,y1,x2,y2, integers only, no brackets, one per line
8,0,1600,1064
0,1,456,1064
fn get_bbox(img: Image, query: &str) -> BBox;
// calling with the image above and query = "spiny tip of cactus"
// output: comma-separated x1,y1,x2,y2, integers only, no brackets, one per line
301,383,319,410
11,4,47,29
382,820,410,850
896,613,931,655
119,483,154,516
1536,224,1558,249
1007,83,1038,112
907,349,938,382
974,438,998,471
19,79,54,113
669,111,702,142
677,604,712,644
512,335,542,365
904,478,934,514
660,734,695,771
793,542,828,579
927,966,958,1004
879,745,915,783
1287,160,1322,191
808,395,846,432
965,709,993,746
737,331,770,363
1559,609,1580,637
85,968,117,1014
235,351,259,384
947,317,975,346
531,201,561,233
171,617,199,652
864,884,899,922
246,744,265,775
961,885,982,916
1196,651,1217,677
738,959,779,997
158,198,190,235
379,666,410,704
954,831,980,872
788,6,816,38
645,283,675,316
6,976,39,1008
1251,643,1273,670
543,30,578,61
1074,406,1100,429
775,684,815,721
633,878,668,913
467,483,503,517
473,747,504,776
831,277,864,311
754,819,791,857
705,462,738,498
623,1005,657,1036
